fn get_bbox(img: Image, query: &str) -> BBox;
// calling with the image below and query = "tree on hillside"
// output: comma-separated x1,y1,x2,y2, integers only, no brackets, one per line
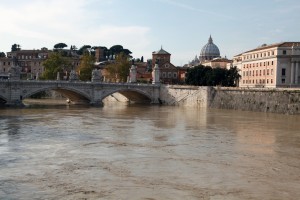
54,43,67,49
11,44,21,51
41,52,71,80
108,45,132,59
77,45,92,55
106,52,131,82
77,52,95,81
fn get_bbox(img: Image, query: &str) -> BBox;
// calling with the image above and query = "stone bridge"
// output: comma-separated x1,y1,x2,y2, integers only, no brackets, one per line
0,80,161,106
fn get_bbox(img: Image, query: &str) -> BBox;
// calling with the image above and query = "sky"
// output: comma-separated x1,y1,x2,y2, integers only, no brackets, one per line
0,0,300,66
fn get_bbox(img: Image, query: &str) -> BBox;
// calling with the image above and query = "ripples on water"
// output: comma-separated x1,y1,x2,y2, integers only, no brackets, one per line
0,104,300,199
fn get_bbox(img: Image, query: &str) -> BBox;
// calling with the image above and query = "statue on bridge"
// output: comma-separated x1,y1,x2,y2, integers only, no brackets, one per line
91,69,102,82
8,58,21,80
69,70,79,81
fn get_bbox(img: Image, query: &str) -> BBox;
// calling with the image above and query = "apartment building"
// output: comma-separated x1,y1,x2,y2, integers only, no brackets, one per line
232,42,300,88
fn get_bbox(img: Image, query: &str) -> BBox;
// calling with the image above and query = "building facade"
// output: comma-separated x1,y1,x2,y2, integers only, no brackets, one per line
152,47,180,84
0,48,80,80
234,42,300,88
202,57,232,69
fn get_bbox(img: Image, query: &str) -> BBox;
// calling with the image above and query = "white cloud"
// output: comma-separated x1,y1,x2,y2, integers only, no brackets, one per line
0,0,152,57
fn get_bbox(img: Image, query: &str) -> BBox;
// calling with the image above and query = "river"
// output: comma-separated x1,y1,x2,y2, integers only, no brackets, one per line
0,103,300,199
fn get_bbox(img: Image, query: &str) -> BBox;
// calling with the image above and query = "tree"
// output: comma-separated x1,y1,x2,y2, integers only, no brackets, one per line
41,52,71,80
54,43,67,49
106,52,131,82
11,44,21,51
108,45,132,58
185,65,240,87
185,65,211,86
225,66,241,87
77,52,95,81
0,52,5,58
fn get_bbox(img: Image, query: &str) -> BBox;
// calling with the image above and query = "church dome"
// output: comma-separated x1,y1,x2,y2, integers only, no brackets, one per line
200,35,220,62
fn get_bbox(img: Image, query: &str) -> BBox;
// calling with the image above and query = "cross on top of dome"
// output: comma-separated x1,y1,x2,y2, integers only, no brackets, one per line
208,35,213,44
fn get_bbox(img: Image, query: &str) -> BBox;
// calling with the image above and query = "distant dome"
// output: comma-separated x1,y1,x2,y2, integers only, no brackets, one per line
200,35,220,62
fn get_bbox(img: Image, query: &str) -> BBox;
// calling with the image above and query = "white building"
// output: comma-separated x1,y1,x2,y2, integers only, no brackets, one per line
232,42,300,88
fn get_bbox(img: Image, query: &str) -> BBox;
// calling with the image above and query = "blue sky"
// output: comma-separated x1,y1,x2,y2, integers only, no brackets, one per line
0,0,299,66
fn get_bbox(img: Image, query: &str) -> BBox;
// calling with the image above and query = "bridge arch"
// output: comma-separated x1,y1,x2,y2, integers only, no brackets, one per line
100,88,152,104
23,85,92,104
0,94,7,105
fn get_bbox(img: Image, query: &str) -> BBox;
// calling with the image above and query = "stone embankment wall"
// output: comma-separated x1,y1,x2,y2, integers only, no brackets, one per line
162,86,300,114
159,85,209,107
208,87,300,115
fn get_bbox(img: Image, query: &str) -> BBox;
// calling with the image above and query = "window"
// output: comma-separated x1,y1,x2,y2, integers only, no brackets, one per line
271,79,273,84
168,72,172,78
162,72,166,78
173,73,177,78
282,68,286,76
282,79,285,84
267,69,269,75
271,69,274,75
283,50,287,55
271,61,274,65
267,79,269,84
263,70,265,75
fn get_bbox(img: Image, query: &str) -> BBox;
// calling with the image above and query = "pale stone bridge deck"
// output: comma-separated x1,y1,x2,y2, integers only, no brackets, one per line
0,80,161,106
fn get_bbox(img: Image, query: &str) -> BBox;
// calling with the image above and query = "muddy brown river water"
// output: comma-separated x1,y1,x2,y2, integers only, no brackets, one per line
0,103,300,199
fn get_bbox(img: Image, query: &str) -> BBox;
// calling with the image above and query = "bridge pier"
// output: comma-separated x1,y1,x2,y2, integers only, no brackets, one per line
5,100,25,107
89,101,104,107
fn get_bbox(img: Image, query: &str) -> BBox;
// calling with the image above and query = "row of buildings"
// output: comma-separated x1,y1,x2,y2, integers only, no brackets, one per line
0,46,186,84
1,37,300,88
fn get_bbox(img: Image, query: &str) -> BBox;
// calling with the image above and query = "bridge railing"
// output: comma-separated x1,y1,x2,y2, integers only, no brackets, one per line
0,79,161,87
